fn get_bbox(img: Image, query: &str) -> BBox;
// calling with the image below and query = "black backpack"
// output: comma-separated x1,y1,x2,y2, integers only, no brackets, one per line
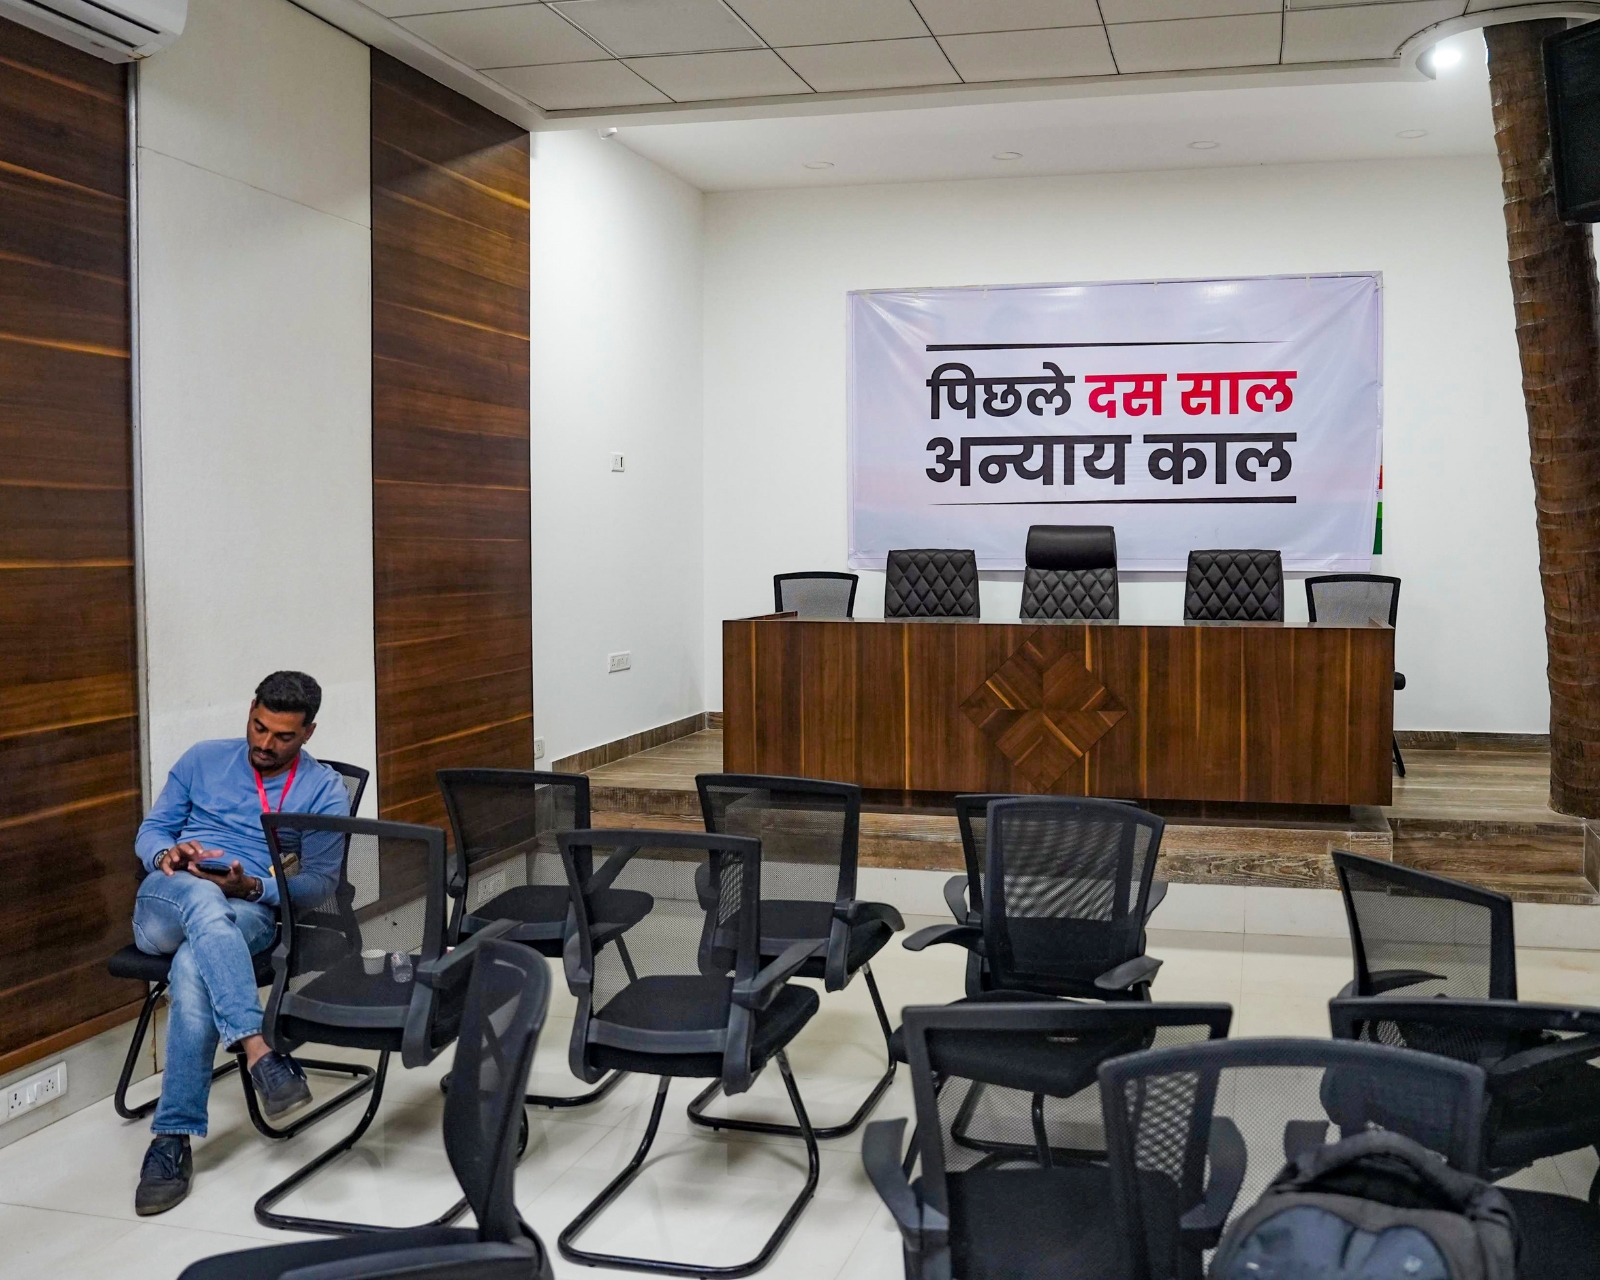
1209,1130,1519,1280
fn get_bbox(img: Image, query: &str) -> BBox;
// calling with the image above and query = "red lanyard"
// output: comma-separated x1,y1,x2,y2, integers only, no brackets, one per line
254,756,300,814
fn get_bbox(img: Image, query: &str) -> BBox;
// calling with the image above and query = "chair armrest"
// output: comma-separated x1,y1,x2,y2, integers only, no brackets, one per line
1094,954,1162,992
1368,969,1448,995
863,1119,947,1246
837,899,905,932
944,875,973,924
1143,880,1168,922
415,918,517,990
1179,1117,1246,1248
1394,672,1407,691
1491,1032,1600,1080
733,938,825,1010
902,923,983,954
280,1241,541,1280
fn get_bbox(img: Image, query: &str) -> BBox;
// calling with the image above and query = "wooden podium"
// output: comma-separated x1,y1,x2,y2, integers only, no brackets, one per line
722,616,1394,807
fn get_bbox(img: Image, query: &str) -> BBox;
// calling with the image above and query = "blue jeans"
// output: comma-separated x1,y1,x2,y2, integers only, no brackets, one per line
133,872,277,1137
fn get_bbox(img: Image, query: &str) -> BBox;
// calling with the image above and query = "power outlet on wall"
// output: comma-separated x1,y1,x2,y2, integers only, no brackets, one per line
610,453,625,472
3,1062,65,1124
533,737,545,760
608,651,632,673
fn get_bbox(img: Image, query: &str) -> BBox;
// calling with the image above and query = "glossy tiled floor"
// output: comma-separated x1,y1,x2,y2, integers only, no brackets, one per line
2,924,1596,1280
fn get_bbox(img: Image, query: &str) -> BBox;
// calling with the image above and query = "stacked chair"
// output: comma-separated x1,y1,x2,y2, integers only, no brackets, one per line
178,937,555,1280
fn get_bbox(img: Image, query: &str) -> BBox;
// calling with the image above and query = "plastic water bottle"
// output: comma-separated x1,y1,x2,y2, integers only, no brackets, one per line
390,951,413,984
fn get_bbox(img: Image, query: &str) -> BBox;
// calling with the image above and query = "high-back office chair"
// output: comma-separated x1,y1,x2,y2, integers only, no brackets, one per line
554,828,823,1277
906,797,1166,1005
253,812,516,1236
109,759,374,1133
689,775,903,1139
1332,850,1517,1000
437,768,650,1108
1307,574,1407,775
178,939,556,1280
1020,524,1119,620
773,571,858,618
1183,548,1284,621
863,1001,1233,1280
885,548,980,618
1331,997,1600,1205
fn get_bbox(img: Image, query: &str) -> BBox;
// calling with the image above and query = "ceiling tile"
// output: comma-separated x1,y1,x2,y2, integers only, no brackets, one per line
778,38,960,92
486,58,670,108
938,26,1117,80
625,49,814,100
1283,0,1463,60
398,5,606,69
551,0,762,56
1100,0,1279,20
726,0,929,46
363,0,529,16
1106,13,1282,73
909,0,1102,35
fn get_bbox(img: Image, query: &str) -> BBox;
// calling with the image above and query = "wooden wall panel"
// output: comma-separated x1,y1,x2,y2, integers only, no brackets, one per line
371,52,532,828
0,16,140,1061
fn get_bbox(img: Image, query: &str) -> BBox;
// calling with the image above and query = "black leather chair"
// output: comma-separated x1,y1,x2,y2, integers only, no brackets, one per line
1307,573,1406,775
774,571,858,618
178,939,555,1280
885,548,980,618
108,759,374,1138
1020,524,1118,620
1183,549,1283,621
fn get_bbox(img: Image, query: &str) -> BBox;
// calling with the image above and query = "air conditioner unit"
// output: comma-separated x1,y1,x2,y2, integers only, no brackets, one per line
0,0,186,63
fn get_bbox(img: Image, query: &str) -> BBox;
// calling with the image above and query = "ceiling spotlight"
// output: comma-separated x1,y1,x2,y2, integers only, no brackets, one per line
993,151,1023,160
1427,44,1463,73
1188,140,1220,150
1396,129,1429,139
803,160,834,170
597,127,618,139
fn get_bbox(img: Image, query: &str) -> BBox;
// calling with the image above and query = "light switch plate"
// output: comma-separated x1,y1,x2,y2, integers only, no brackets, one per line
610,453,625,472
608,651,631,673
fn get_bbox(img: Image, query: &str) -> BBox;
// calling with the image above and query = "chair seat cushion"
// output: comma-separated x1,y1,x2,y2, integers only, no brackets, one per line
588,974,820,1078
177,1225,485,1280
465,885,654,956
889,990,1058,1064
109,944,275,985
1491,1061,1600,1168
756,900,898,982
1501,1189,1600,1278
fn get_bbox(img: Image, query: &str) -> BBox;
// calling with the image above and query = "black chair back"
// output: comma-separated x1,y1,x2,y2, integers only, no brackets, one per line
1183,549,1283,621
984,797,1163,1000
1306,573,1400,627
1333,851,1516,1000
774,571,858,618
1021,524,1119,620
319,757,370,817
885,548,980,618
1099,1038,1490,1280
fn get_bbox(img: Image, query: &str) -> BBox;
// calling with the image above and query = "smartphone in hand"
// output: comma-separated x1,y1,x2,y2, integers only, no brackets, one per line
195,859,234,876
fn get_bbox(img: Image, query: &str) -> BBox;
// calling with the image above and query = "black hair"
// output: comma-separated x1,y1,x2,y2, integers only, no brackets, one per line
253,670,322,725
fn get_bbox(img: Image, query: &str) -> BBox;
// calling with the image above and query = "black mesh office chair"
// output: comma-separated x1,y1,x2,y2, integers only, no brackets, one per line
1099,1038,1489,1280
689,775,903,1138
1307,574,1407,775
109,759,374,1136
253,812,515,1236
1332,850,1516,1000
774,571,858,618
437,768,649,1108
864,1001,1232,1280
555,828,822,1277
178,939,555,1280
1183,549,1283,621
1020,524,1119,620
1331,997,1600,1205
885,548,980,618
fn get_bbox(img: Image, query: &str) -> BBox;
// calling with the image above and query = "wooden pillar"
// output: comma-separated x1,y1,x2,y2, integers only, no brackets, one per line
1485,20,1600,818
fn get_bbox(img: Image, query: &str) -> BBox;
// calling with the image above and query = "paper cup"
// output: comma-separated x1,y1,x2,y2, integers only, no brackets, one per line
361,948,386,975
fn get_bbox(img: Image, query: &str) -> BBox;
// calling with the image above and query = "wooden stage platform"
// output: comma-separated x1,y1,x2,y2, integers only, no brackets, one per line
585,728,1599,905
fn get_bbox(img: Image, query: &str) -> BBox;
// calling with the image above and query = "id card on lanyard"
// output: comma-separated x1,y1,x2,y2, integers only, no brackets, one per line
256,756,300,873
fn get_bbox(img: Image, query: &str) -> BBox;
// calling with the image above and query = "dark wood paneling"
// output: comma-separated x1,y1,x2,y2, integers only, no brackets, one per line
371,52,532,829
722,618,1394,806
0,16,138,1062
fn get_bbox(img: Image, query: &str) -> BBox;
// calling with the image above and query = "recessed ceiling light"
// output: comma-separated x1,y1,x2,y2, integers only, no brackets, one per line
1188,140,1220,150
1427,45,1462,73
803,160,834,170
993,151,1023,160
1396,129,1429,140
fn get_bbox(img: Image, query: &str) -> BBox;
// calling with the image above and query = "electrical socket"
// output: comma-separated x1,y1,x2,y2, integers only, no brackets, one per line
478,869,508,902
3,1062,65,1124
608,651,631,673
610,453,625,472
533,737,545,760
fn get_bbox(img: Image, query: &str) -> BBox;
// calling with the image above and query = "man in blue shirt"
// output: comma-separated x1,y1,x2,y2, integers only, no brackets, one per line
131,671,351,1215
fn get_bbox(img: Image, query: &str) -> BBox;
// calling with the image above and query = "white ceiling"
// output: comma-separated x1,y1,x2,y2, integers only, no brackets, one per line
608,29,1494,191
340,0,1558,119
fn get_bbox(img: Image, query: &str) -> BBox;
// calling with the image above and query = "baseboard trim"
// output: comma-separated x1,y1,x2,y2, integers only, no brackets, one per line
553,712,717,775
1393,731,1549,752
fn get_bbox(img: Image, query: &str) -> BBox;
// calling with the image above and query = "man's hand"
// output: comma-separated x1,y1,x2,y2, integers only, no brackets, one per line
188,858,262,901
157,841,208,875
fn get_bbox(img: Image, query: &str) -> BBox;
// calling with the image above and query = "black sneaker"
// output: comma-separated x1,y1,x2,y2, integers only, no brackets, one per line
135,1135,192,1216
249,1051,312,1119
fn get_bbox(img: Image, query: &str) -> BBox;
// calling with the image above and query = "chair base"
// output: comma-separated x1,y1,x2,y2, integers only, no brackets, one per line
685,966,895,1141
254,1051,470,1237
441,1065,629,1109
559,1053,819,1278
1392,736,1406,777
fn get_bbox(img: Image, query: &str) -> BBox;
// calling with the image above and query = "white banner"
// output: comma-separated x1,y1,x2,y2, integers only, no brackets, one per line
847,274,1382,572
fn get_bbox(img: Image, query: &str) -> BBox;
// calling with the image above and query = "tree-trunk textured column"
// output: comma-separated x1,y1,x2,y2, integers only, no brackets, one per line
1486,20,1600,817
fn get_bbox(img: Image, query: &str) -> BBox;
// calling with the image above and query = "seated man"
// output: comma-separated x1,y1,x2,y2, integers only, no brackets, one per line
131,670,352,1216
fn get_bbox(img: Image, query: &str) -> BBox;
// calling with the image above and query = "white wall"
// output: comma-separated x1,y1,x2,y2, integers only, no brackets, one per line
529,131,705,763
136,0,377,794
701,157,1548,733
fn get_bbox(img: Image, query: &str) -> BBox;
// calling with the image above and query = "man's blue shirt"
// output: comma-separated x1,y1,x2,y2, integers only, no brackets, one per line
135,739,349,907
